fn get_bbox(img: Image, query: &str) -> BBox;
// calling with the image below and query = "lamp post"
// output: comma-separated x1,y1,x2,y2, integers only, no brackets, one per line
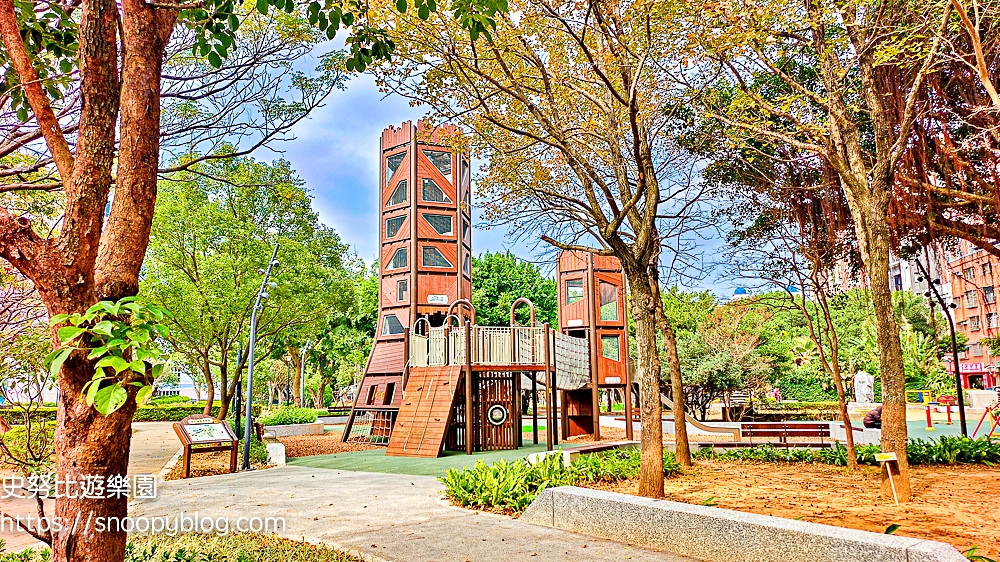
242,244,280,470
233,344,243,440
300,340,311,407
915,259,968,437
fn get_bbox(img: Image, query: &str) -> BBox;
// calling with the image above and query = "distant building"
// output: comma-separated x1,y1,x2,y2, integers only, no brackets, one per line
938,240,1000,389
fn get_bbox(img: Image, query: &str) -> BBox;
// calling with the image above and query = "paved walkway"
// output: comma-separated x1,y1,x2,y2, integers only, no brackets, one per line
1,422,179,553
131,465,699,562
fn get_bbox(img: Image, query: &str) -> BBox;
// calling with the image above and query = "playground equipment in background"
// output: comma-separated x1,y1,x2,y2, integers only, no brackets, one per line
344,122,634,457
906,389,934,405
972,403,1000,438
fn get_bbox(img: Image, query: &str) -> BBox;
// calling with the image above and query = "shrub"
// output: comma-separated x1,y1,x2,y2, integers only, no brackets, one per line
238,435,271,465
132,405,220,422
0,421,55,471
1,405,223,425
440,448,683,514
2,533,362,562
258,407,319,427
692,437,1000,467
149,395,192,406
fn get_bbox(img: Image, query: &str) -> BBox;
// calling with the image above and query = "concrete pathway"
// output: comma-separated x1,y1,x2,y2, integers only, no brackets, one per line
1,422,179,553
131,465,699,562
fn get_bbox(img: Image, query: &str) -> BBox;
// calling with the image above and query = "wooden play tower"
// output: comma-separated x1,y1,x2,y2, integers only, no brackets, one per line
344,122,634,457
343,121,472,444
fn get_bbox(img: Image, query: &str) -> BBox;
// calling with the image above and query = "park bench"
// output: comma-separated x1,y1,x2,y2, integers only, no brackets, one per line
740,422,832,448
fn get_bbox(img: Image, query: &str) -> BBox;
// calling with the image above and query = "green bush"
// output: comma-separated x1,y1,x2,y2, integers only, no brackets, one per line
237,435,271,465
258,406,318,426
0,422,55,471
2,533,362,562
133,405,220,422
440,448,682,514
1,405,221,425
149,395,192,406
773,371,838,402
692,437,1000,467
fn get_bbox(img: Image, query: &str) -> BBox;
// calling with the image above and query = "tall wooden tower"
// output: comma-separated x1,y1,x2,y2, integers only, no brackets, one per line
345,121,473,443
557,250,632,440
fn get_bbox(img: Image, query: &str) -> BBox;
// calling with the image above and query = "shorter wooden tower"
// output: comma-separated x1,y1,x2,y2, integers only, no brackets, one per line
557,250,633,440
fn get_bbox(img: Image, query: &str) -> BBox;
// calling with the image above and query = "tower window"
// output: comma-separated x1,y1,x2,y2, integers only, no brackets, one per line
388,180,407,206
463,222,470,241
397,280,408,301
388,248,407,270
464,254,471,274
423,214,453,235
422,149,452,176
600,281,619,321
386,216,406,238
386,152,405,185
601,335,621,361
422,246,453,268
382,314,405,335
566,279,583,305
421,178,452,203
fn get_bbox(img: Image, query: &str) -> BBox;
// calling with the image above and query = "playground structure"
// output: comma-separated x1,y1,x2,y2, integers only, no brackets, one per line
344,121,635,457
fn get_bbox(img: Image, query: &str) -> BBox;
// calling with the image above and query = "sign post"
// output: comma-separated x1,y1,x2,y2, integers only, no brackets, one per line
172,414,239,479
875,452,899,505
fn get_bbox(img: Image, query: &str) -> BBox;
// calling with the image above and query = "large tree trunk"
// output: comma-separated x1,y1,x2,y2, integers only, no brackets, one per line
860,203,911,498
54,357,138,561
201,359,215,416
626,267,665,498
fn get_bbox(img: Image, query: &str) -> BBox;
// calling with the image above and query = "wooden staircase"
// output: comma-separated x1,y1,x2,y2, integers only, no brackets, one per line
386,366,464,457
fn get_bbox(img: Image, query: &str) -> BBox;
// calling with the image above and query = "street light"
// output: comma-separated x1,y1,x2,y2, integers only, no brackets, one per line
914,259,968,437
300,340,312,407
242,244,280,470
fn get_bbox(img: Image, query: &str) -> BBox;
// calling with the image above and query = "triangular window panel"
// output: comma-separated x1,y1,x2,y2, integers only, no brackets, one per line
422,178,452,203
386,152,406,186
422,246,453,268
388,180,407,206
423,149,452,177
423,213,453,236
389,248,407,270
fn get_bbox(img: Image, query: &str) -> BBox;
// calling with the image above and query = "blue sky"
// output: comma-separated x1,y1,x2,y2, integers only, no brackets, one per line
277,66,735,296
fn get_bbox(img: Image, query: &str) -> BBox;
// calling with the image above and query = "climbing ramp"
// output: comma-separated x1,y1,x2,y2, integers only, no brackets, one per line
386,366,465,458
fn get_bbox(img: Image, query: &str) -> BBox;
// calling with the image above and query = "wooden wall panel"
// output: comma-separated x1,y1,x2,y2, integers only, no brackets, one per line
382,152,411,208
417,242,458,273
558,273,589,329
380,274,410,308
416,210,457,240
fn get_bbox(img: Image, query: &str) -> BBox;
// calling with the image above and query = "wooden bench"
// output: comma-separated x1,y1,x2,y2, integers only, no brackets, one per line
740,422,832,448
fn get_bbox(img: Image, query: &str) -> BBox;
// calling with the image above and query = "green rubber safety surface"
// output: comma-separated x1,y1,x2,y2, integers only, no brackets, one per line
286,441,582,476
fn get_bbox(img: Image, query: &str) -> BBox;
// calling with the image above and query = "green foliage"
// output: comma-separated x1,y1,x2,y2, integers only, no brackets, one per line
692,437,1000,467
132,405,221,422
44,297,171,416
4,533,361,562
149,395,192,406
258,406,319,426
0,421,55,472
238,435,272,465
471,251,557,326
440,448,681,513
772,371,838,402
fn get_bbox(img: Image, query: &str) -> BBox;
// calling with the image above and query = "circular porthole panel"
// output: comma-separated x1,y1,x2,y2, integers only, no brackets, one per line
487,404,509,426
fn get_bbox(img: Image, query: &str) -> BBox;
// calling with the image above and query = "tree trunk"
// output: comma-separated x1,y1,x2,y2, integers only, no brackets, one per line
661,323,692,467
849,189,911,498
626,267,664,498
53,356,137,561
288,347,303,408
202,359,215,416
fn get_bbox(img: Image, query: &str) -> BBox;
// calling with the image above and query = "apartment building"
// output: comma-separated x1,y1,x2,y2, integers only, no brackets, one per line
939,240,1000,389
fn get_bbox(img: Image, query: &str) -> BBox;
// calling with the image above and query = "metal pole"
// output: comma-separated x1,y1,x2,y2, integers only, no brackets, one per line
464,320,474,455
300,340,311,408
242,244,280,470
234,345,243,439
915,259,968,437
543,323,553,450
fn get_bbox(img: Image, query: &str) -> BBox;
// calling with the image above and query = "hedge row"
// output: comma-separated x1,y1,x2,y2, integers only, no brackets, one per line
1,405,220,425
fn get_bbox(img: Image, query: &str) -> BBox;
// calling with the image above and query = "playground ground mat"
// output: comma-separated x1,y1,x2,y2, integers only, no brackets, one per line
592,459,1000,558
286,441,586,476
